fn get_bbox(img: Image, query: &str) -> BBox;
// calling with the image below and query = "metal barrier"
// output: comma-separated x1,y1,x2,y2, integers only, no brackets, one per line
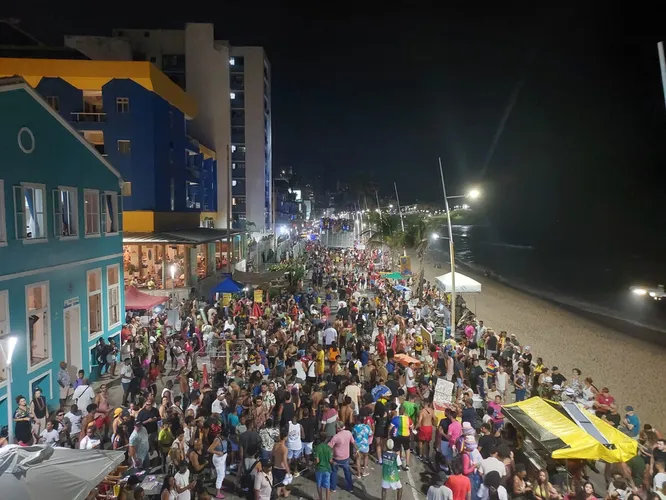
208,339,251,371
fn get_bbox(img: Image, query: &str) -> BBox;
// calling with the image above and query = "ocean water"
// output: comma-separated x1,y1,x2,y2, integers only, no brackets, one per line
428,225,666,333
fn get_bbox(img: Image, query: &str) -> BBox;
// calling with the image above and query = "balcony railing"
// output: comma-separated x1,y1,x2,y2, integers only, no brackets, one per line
71,112,107,123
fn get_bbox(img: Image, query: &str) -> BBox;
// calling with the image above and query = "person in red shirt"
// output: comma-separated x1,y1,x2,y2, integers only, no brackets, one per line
446,457,472,500
594,387,615,418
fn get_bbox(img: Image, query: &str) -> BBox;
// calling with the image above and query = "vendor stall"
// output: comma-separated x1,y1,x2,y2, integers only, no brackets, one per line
124,286,168,310
0,444,126,500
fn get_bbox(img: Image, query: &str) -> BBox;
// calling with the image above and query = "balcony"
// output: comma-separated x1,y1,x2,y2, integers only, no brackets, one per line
71,112,107,123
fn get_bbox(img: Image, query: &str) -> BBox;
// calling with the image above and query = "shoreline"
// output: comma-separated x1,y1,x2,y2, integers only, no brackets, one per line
412,250,666,432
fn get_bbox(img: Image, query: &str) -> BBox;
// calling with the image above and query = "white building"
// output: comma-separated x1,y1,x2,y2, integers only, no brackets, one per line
65,23,273,231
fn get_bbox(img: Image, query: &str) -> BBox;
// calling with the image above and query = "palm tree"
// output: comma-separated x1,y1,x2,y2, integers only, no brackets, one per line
404,217,433,299
365,214,404,269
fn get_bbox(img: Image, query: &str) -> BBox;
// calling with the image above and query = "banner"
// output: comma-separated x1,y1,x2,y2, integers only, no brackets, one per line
399,255,412,275
254,289,264,303
222,293,232,306
433,378,454,420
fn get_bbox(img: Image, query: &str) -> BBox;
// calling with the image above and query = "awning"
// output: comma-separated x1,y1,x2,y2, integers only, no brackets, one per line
502,397,637,462
435,272,482,293
211,277,244,295
0,444,126,500
123,228,246,245
125,286,168,310
232,270,286,287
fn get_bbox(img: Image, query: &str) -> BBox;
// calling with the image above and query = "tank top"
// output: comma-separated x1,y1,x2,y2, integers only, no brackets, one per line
286,421,302,450
281,402,295,426
33,397,47,419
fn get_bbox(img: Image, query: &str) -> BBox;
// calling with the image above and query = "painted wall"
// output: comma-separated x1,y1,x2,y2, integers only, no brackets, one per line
0,85,124,426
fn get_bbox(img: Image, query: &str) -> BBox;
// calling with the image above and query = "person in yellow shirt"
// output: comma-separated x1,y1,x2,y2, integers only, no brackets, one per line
316,346,325,378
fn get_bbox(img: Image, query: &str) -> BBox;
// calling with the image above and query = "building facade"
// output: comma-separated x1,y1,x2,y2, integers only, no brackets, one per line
0,58,242,292
65,23,273,232
0,78,124,427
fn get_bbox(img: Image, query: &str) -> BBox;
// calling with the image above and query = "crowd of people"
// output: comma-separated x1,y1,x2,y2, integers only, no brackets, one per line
2,239,665,500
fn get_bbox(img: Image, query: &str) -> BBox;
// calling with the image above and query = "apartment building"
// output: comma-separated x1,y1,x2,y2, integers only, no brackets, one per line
65,23,273,232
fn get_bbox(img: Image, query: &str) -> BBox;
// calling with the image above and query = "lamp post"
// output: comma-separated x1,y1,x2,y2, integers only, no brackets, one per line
438,157,481,335
0,336,18,443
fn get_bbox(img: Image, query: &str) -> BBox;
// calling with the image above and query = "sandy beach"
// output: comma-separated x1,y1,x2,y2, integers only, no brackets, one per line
415,250,666,432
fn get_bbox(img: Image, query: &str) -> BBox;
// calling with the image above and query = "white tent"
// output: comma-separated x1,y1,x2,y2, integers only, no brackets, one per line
0,444,126,500
435,272,482,294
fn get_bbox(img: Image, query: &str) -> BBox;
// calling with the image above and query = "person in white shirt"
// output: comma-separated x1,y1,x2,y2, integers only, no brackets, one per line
428,472,453,500
72,380,95,416
39,420,60,445
249,361,265,375
324,325,337,347
480,449,507,477
174,461,196,500
405,363,417,394
65,405,83,436
211,392,226,415
79,426,101,449
495,366,510,402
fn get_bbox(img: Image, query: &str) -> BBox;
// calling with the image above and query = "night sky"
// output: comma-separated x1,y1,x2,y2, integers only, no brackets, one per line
9,4,666,244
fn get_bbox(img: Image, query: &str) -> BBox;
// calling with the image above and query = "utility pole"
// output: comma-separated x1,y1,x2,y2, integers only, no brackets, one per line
393,182,406,256
438,157,457,334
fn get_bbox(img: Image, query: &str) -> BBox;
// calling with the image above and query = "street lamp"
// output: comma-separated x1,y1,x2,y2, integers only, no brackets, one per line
431,233,440,240
0,335,18,443
438,159,483,334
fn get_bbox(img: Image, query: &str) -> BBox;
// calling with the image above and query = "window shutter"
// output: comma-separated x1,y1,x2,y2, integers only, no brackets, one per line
13,186,26,239
117,194,123,231
52,189,62,237
100,193,107,234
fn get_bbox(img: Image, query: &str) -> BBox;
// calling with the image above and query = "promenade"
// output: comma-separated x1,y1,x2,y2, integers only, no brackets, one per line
419,249,666,432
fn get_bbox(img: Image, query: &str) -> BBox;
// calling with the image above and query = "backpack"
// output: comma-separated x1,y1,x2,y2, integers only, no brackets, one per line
240,459,260,499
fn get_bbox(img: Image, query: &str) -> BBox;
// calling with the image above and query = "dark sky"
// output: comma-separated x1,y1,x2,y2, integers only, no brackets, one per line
9,4,666,242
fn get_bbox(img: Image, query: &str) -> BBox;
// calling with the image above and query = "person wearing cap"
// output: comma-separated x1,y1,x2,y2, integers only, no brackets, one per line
550,385,563,402
428,471,453,500
129,418,150,469
622,406,640,437
381,438,403,498
594,387,615,418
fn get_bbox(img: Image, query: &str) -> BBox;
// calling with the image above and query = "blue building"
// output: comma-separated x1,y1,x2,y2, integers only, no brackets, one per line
0,77,124,428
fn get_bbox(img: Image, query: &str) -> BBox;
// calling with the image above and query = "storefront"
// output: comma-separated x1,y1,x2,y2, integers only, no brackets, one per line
123,229,248,291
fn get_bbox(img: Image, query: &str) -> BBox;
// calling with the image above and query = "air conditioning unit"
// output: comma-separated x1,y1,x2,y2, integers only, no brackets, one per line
121,182,132,196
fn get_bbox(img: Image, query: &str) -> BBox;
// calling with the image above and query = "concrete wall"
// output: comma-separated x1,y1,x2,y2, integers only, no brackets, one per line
64,35,133,61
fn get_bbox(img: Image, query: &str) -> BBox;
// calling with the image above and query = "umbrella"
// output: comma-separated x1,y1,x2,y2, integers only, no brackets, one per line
211,277,244,295
0,444,126,500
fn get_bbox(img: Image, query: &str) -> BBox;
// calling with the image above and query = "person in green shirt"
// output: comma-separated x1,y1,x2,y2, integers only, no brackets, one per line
382,438,403,500
314,432,333,500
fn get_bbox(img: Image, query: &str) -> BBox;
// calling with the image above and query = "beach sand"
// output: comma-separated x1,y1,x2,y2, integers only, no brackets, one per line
416,251,666,432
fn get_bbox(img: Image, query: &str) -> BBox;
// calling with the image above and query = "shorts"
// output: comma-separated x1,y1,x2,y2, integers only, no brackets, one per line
440,441,450,458
315,471,331,489
382,480,402,490
394,436,410,452
407,387,417,395
59,385,72,400
302,442,314,455
288,447,303,459
418,426,433,442
273,467,287,486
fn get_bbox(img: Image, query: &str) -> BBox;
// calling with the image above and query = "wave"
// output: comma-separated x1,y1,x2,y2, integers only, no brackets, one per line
481,242,535,250
427,248,666,334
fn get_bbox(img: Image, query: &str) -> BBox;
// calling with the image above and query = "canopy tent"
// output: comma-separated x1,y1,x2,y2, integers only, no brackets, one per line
0,444,126,500
394,353,421,368
211,277,244,295
435,272,482,294
502,397,637,463
380,272,403,280
393,285,410,292
124,286,168,310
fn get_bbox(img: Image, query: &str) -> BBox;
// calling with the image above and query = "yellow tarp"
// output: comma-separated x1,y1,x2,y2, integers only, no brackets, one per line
504,397,637,463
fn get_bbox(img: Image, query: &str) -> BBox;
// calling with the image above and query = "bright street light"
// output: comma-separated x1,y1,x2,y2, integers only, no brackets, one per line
431,233,440,240
632,287,647,295
0,335,18,444
169,264,176,280
467,188,481,199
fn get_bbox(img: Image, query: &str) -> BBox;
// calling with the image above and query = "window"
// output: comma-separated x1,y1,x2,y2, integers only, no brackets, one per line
118,140,131,154
87,269,102,339
27,282,50,368
116,97,130,113
84,189,100,236
229,57,235,66
232,197,237,206
232,180,237,187
107,265,120,328
102,192,119,234
231,145,236,153
230,92,236,100
0,180,6,244
46,96,59,111
52,187,78,238
13,183,46,240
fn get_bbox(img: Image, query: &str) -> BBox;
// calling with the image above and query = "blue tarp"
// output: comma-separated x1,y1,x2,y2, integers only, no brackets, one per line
393,285,410,292
211,278,244,295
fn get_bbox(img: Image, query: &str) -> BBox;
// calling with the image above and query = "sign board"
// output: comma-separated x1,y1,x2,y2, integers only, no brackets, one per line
254,289,264,304
222,293,232,306
64,297,80,309
420,325,432,347
399,255,412,275
433,378,454,420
